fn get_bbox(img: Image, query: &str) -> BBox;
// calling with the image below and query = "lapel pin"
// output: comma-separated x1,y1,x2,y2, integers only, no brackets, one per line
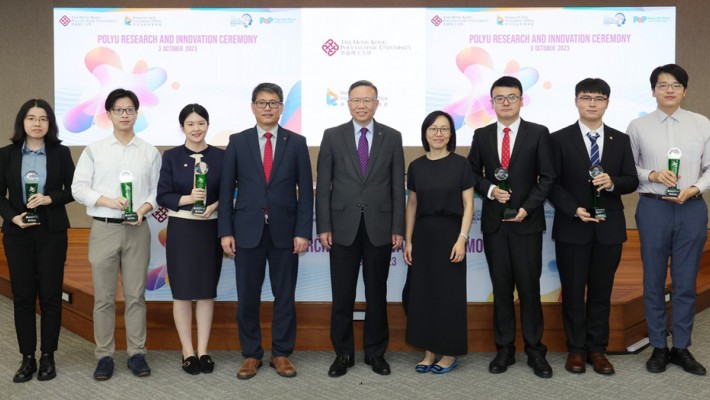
608,136,613,140
183,163,188,167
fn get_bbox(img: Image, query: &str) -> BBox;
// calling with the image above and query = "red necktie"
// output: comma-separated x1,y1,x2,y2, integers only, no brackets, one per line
501,127,511,169
264,132,273,182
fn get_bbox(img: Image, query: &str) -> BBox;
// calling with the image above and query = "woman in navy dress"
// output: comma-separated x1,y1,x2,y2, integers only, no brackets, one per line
0,99,75,382
157,104,224,375
403,111,474,374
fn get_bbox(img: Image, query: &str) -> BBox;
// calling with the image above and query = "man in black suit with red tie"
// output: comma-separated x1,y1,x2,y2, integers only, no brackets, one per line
218,82,313,380
468,76,555,378
548,78,638,375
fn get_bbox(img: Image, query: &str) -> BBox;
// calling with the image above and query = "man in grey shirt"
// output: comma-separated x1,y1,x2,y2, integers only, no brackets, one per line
627,64,709,376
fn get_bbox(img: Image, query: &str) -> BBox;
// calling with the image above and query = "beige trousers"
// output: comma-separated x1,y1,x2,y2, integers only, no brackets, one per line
89,220,151,359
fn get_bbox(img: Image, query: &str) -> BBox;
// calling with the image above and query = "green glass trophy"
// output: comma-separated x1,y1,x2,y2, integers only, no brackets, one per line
666,148,682,197
192,160,209,215
495,167,518,220
23,171,40,224
589,164,607,219
119,170,138,222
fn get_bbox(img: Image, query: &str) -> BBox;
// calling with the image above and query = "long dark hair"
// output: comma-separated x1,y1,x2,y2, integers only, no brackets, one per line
11,99,61,145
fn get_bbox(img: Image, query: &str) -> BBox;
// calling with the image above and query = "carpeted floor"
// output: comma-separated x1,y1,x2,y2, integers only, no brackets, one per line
1,295,708,400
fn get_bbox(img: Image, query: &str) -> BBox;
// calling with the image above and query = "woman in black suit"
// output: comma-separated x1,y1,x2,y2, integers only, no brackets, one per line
0,99,75,383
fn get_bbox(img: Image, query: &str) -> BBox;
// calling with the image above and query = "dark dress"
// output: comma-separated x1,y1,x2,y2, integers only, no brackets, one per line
404,153,473,356
157,145,225,300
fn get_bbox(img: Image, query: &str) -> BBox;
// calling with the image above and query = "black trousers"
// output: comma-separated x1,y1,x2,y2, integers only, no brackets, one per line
483,224,546,355
235,224,298,359
4,225,67,355
555,239,621,353
329,215,392,357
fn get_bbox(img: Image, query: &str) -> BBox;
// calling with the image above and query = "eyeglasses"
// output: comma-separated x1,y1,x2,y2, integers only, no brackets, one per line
253,100,283,109
111,107,137,115
491,95,520,104
577,96,608,103
656,83,684,91
426,127,451,135
348,97,377,106
25,116,49,124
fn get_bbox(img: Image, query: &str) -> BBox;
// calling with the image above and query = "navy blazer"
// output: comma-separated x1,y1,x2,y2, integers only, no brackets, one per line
0,142,75,234
217,126,313,249
548,123,639,245
468,119,556,235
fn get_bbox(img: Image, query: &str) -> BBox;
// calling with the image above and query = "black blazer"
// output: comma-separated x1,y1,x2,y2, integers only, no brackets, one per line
0,143,75,235
217,126,313,249
468,119,555,235
548,123,639,245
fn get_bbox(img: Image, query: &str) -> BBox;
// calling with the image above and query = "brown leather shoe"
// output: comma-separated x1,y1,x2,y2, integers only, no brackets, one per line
565,352,586,373
270,356,297,378
237,358,262,380
587,352,615,375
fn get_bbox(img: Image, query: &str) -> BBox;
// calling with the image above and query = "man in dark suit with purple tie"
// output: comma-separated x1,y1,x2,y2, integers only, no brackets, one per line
467,76,556,378
548,78,638,375
218,82,313,380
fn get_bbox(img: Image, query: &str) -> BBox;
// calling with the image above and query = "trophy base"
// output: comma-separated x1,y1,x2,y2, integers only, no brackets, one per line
665,187,680,197
22,214,39,224
123,212,139,223
591,207,607,219
191,205,206,215
502,208,518,220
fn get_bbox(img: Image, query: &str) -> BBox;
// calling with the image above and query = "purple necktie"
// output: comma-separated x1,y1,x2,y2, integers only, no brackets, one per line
358,127,369,176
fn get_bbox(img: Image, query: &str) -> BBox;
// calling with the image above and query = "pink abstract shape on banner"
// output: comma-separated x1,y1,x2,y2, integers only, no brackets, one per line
146,264,168,291
63,47,167,133
443,47,540,130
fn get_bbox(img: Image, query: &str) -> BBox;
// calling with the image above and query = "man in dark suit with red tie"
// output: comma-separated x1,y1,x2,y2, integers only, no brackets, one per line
467,76,556,378
548,78,638,375
316,80,405,377
218,82,313,380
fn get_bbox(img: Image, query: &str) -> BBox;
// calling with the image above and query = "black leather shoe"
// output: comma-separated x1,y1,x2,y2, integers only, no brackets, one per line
670,348,707,376
646,347,670,373
527,353,553,378
489,348,515,374
13,355,37,383
364,355,391,375
37,353,56,381
182,355,201,375
328,354,354,377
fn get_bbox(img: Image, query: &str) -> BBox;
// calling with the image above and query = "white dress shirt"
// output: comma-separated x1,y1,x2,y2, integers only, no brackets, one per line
72,134,161,218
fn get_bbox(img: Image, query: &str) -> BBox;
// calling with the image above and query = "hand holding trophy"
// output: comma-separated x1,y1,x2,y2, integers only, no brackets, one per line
22,171,40,224
665,147,682,197
589,165,607,219
119,170,138,222
494,167,518,220
192,159,209,215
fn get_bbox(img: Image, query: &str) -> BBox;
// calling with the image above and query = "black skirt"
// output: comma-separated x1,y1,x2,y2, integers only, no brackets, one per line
165,217,223,300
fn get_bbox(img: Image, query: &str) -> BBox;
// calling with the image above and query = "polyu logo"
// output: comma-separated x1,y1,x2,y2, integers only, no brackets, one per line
59,15,71,26
322,39,339,56
431,15,442,26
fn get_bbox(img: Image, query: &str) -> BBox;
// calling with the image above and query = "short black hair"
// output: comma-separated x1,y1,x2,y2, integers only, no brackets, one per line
12,99,61,145
421,110,456,152
251,82,283,103
490,76,523,97
179,103,210,126
575,78,611,98
650,64,689,89
348,80,378,98
104,88,139,111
